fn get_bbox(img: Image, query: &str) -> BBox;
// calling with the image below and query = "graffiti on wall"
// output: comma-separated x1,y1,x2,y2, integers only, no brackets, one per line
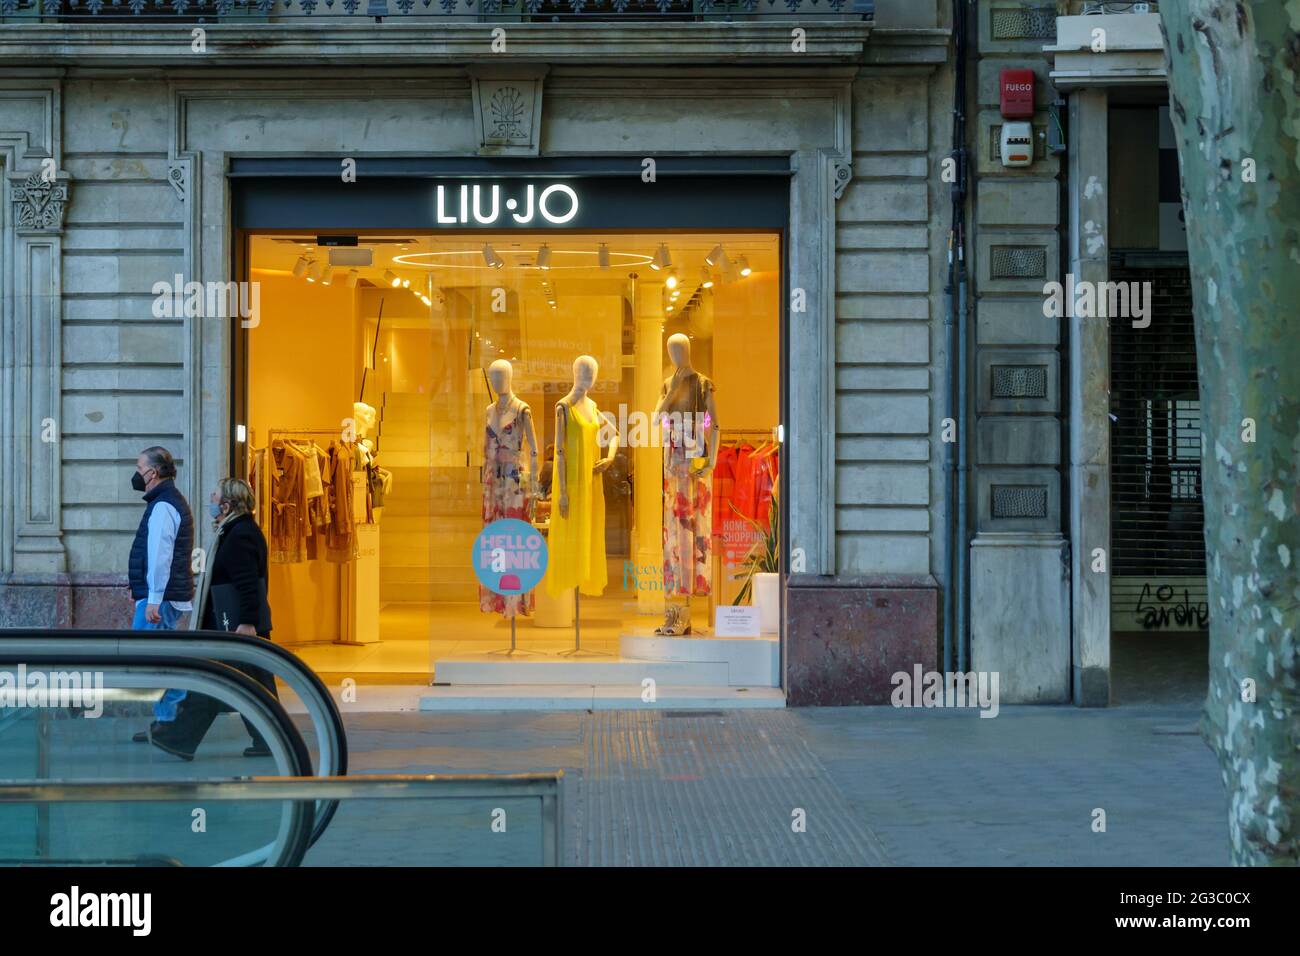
1134,582,1209,630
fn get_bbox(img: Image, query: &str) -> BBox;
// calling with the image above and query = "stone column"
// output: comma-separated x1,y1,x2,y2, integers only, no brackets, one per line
1068,87,1111,706
633,277,664,617
9,170,69,576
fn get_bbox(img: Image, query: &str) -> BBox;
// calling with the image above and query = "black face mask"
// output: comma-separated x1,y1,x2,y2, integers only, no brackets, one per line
131,470,148,492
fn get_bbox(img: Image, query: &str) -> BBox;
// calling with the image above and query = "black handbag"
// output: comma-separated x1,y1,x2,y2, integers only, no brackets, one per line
209,579,272,635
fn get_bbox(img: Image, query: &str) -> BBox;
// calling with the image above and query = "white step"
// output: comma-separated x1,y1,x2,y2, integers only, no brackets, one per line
419,684,786,712
433,655,729,686
620,633,780,687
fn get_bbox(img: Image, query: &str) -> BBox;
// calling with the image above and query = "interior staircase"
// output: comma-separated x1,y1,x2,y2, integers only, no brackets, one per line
376,390,483,605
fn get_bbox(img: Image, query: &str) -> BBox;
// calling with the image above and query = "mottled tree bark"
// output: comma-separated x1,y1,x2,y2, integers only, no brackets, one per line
1160,1,1300,865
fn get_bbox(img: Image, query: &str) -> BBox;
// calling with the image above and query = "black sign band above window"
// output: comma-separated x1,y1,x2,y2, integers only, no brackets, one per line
230,157,791,232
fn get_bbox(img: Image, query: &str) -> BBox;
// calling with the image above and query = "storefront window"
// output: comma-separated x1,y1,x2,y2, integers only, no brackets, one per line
245,230,780,681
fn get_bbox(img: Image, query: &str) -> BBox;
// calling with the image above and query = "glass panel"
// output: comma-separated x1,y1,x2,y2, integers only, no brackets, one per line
302,795,549,867
0,665,303,865
245,230,781,687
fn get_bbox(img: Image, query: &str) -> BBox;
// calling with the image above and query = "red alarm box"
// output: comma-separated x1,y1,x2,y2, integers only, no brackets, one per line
999,68,1035,119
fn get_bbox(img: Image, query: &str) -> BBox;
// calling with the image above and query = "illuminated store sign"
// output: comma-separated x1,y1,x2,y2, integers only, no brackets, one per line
435,182,579,226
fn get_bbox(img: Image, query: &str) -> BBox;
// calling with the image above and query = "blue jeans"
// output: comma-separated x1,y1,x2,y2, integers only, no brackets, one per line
132,599,188,721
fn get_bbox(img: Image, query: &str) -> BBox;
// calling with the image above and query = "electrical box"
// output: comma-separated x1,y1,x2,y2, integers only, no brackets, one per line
1000,122,1034,167
999,68,1035,120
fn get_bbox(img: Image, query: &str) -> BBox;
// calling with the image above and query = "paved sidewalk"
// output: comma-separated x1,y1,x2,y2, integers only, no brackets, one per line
306,703,1228,866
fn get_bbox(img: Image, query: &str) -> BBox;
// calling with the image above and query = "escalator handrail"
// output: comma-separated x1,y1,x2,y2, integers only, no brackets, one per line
0,628,347,846
0,657,317,867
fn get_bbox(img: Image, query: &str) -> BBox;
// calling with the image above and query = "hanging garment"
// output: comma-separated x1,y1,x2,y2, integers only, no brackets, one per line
545,399,607,597
324,442,357,563
712,443,744,535
268,442,308,564
660,370,715,596
480,403,536,617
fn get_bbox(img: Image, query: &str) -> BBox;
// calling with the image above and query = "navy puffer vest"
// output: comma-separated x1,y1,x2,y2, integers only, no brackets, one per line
128,478,195,603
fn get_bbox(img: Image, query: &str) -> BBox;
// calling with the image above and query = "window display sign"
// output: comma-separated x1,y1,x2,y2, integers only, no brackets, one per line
473,518,548,596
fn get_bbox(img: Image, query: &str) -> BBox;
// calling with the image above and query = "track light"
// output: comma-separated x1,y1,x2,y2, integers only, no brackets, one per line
598,243,610,269
320,266,334,286
306,261,322,283
346,270,359,289
383,269,400,288
482,243,504,269
536,244,551,270
701,266,714,289
666,304,674,313
665,268,678,290
738,255,752,277
293,257,309,278
419,294,431,306
651,243,671,271
705,244,724,266
401,276,411,288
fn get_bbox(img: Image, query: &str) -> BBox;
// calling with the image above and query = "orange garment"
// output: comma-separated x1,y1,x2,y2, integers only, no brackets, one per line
268,442,307,563
324,441,357,563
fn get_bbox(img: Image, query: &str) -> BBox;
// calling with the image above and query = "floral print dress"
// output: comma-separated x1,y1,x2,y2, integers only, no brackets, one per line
480,400,535,618
660,372,714,596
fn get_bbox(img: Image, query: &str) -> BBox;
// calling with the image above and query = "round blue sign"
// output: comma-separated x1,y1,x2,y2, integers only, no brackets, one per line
472,518,548,596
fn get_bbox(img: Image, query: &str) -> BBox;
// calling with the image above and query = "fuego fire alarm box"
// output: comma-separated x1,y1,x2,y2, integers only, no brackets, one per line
999,68,1035,119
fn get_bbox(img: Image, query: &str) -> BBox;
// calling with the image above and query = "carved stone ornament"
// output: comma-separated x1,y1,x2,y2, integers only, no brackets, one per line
832,156,853,200
12,171,69,233
469,69,548,157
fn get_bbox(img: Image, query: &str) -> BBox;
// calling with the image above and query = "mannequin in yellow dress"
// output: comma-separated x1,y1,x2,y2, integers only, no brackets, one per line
546,355,619,596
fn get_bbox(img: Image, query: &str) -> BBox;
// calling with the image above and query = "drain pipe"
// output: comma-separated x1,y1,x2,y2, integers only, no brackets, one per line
944,0,972,674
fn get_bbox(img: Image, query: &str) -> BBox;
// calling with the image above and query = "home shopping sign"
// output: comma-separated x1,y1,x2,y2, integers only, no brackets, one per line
473,519,548,596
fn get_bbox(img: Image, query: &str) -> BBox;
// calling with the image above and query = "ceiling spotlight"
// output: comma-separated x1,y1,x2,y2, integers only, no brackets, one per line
306,261,322,283
482,243,504,269
705,244,725,266
701,266,714,289
419,294,432,306
738,255,752,277
536,244,552,270
598,243,610,270
320,266,334,286
665,268,679,290
401,277,411,288
383,270,400,288
293,257,309,278
651,243,671,271
346,270,360,288
666,304,674,313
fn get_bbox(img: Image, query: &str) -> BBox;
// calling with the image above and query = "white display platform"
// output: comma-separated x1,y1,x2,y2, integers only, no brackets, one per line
435,655,729,687
420,685,785,712
619,632,780,687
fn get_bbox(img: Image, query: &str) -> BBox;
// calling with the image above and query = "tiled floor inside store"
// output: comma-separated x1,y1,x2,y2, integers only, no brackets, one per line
279,591,714,682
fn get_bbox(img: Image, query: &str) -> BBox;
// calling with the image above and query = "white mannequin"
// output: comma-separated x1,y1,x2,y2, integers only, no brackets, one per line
652,333,720,472
554,355,618,519
484,358,539,494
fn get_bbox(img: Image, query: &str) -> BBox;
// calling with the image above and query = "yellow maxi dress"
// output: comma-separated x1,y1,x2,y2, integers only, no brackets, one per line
545,399,607,596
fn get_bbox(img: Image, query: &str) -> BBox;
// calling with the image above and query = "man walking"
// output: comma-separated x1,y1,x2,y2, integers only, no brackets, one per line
129,446,195,629
128,447,195,741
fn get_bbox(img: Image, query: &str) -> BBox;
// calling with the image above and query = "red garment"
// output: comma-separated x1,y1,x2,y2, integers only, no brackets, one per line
711,445,741,534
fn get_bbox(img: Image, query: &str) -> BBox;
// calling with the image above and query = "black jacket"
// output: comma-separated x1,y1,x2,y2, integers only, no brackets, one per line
201,513,271,636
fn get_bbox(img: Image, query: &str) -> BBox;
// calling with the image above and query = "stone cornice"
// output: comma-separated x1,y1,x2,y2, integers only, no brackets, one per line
0,22,875,67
